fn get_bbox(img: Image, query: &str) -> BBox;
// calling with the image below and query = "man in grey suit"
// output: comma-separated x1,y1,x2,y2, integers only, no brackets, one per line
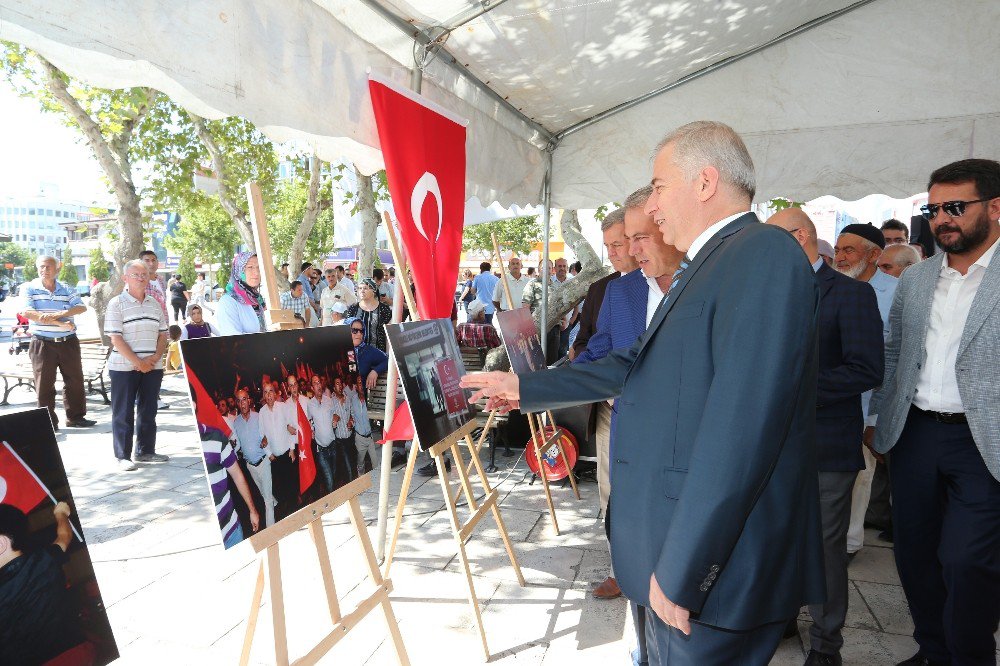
867,159,1000,666
463,121,825,664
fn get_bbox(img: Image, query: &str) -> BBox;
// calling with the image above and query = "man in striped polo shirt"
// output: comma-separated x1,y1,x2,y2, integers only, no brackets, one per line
18,255,95,430
104,260,169,471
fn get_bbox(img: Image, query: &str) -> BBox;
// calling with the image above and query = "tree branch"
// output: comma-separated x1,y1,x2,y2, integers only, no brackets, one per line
189,112,256,249
289,155,322,272
356,165,380,279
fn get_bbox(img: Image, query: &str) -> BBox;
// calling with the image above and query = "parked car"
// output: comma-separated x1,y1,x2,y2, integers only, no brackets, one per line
76,281,91,297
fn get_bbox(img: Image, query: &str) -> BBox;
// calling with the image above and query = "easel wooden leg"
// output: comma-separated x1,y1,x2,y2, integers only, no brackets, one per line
240,560,266,666
464,409,496,480
267,543,289,666
527,413,560,535
347,497,411,666
308,520,342,624
436,452,491,660
451,442,480,514
384,442,420,578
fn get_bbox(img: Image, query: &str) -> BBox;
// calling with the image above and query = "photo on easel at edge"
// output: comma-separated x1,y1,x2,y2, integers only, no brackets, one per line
0,408,119,666
385,318,475,450
180,325,381,550
496,307,546,375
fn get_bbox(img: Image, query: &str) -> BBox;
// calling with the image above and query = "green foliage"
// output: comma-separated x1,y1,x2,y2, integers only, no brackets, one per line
177,253,197,286
338,165,389,215
23,254,38,281
267,176,334,264
88,247,110,282
462,216,542,256
594,202,621,222
59,246,77,284
767,198,805,212
163,197,240,288
0,242,32,276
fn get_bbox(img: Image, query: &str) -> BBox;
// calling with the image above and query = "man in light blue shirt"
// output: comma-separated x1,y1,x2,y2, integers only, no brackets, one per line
471,262,500,324
232,389,275,527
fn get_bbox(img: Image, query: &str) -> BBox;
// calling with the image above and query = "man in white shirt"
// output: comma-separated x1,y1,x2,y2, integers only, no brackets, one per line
492,256,532,313
259,381,297,520
320,269,357,325
335,265,355,295
867,158,1000,666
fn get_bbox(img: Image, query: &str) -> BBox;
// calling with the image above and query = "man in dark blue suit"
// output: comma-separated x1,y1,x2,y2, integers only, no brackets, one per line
464,121,825,664
576,184,685,663
768,209,884,666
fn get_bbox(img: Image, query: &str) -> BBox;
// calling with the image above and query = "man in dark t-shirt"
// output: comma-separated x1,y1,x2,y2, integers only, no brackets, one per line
0,501,85,664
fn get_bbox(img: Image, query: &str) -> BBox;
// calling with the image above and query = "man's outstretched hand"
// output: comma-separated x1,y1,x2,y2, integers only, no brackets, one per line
460,372,521,413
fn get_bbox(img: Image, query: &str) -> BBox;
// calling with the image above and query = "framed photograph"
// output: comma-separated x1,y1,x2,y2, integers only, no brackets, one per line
384,318,474,450
180,326,382,549
495,307,546,374
0,408,120,665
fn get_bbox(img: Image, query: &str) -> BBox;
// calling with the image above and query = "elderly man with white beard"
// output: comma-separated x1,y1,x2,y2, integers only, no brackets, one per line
833,224,900,562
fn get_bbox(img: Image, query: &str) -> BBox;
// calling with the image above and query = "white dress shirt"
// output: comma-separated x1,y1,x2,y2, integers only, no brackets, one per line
493,274,532,310
912,237,999,413
644,275,666,328
686,212,750,260
259,401,295,456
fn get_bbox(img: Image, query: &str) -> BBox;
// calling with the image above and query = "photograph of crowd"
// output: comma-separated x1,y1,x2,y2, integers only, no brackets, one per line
0,408,119,666
385,318,474,450
180,324,387,549
496,307,547,374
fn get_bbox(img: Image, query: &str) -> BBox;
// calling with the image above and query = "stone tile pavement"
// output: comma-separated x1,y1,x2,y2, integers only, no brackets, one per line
2,367,984,665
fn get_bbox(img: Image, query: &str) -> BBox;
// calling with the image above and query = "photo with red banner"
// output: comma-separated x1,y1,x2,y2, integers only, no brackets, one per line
0,408,119,665
368,74,467,320
180,326,365,550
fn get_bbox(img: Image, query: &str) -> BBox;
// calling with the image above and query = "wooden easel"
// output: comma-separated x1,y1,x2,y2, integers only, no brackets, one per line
380,214,525,660
246,182,302,331
239,474,410,666
490,234,580,536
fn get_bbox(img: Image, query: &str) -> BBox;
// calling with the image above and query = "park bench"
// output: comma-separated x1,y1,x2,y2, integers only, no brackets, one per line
0,339,112,406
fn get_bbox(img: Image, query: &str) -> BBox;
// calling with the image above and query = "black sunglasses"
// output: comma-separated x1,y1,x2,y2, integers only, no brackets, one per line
350,327,364,333
919,198,992,221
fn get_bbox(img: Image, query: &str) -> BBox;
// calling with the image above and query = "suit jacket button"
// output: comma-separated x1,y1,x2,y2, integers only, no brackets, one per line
699,584,709,592
707,572,717,581
710,565,720,572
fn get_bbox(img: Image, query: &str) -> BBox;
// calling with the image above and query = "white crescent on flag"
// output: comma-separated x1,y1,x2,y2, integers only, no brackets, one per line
0,474,7,502
410,171,443,243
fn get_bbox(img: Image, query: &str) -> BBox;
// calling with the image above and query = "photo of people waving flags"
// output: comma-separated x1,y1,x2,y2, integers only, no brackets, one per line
180,322,387,548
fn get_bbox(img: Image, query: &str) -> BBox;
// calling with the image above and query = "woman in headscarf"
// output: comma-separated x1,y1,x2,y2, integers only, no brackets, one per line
345,278,392,352
179,303,220,339
216,251,267,336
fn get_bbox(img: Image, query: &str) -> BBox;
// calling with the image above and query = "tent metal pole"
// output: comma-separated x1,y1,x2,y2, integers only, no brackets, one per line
442,0,513,30
539,148,553,359
555,0,879,143
375,60,424,563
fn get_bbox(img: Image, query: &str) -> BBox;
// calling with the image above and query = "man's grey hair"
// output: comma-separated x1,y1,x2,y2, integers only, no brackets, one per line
124,259,147,273
655,121,756,201
35,255,58,266
624,185,653,211
889,244,921,268
601,207,625,231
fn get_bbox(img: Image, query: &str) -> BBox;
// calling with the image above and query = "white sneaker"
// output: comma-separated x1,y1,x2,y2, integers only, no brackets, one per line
117,458,138,472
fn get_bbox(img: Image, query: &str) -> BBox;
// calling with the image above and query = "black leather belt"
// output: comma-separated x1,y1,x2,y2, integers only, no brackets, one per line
34,334,77,343
247,457,265,467
915,406,968,425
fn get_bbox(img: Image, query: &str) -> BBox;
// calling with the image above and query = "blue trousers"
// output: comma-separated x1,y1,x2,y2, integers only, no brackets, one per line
890,406,1000,665
316,442,338,493
644,612,785,665
109,369,162,460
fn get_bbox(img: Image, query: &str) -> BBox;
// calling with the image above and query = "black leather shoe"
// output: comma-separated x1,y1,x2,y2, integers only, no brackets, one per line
896,654,949,666
804,650,842,666
66,418,97,427
879,527,894,543
783,618,799,639
416,459,451,477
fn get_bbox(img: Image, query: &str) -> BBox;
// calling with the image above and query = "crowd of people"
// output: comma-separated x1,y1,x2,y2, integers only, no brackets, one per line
461,122,999,666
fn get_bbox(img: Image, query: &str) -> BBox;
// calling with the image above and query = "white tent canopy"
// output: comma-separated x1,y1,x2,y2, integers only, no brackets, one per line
2,0,998,210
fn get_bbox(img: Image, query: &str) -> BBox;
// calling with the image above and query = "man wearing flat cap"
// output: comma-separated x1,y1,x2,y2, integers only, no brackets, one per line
834,224,901,564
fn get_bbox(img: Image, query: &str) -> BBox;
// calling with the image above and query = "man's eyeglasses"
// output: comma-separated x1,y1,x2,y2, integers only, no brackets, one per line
350,327,364,334
125,272,149,280
920,198,992,221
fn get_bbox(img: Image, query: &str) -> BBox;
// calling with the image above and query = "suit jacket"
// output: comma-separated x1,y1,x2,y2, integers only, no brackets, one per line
870,248,1000,481
520,214,825,630
814,263,884,472
571,271,620,356
573,268,647,364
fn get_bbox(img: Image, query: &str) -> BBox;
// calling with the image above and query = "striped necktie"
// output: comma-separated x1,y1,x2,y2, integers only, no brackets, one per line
650,258,690,323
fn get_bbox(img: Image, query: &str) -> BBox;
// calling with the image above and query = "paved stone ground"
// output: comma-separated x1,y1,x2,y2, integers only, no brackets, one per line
4,350,992,664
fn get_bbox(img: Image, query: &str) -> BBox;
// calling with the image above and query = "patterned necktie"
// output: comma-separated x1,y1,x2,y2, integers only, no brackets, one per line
650,258,690,323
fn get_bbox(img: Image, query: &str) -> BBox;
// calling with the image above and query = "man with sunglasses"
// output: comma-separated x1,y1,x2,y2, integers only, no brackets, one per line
867,159,1000,666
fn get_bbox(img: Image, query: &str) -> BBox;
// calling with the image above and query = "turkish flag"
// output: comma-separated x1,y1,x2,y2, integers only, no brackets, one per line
0,441,49,514
368,75,467,320
378,401,414,444
187,367,232,441
295,400,316,495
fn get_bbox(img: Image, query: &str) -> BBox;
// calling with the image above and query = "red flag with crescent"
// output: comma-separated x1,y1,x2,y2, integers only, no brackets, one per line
0,441,48,514
295,400,317,494
368,74,467,320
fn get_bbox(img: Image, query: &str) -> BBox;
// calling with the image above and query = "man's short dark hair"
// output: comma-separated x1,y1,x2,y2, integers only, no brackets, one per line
0,504,29,552
198,272,205,279
880,219,908,233
570,261,582,273
300,262,312,272
388,267,395,276
280,263,289,268
480,262,491,272
138,250,156,260
927,158,1000,200
372,268,384,280
290,280,303,290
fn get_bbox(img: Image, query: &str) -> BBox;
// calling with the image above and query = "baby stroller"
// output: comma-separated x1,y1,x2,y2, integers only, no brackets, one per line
9,313,30,355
